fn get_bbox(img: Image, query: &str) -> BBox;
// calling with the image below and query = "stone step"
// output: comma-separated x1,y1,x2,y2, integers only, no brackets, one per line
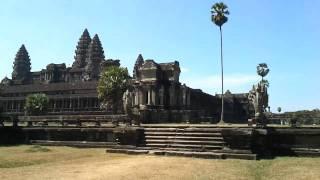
106,148,257,160
145,139,225,145
144,132,222,137
106,149,149,155
145,143,223,150
153,147,253,154
145,135,224,141
144,128,223,133
30,140,117,148
291,148,320,157
151,150,257,160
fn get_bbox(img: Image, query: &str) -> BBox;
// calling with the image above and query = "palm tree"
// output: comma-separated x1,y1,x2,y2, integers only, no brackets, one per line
277,107,281,113
211,2,229,124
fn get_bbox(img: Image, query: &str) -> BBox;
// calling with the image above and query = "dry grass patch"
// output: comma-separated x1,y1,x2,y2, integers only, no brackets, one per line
0,145,319,180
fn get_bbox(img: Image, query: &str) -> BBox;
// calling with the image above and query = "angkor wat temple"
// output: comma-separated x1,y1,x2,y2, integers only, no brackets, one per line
0,29,253,123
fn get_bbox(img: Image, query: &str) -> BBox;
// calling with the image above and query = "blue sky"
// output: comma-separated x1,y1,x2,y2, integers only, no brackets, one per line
0,0,319,112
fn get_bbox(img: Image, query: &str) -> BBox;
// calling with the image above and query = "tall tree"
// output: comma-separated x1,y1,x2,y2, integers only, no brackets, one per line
97,66,129,114
211,2,229,123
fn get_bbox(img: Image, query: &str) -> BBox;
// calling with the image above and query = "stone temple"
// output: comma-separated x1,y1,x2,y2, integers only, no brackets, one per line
0,29,253,123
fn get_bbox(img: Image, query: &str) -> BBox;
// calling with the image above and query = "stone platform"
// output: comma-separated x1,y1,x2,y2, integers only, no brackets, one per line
105,125,257,160
1,124,320,160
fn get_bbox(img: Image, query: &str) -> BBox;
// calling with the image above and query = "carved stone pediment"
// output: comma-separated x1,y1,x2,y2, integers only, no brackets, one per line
1,77,12,86
142,60,159,69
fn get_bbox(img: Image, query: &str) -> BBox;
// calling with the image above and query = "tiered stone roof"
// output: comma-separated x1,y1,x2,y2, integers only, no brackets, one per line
84,34,105,80
72,29,92,68
11,44,31,81
133,54,144,78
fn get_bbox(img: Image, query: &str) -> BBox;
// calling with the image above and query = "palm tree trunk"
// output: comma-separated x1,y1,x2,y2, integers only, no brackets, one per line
219,26,225,124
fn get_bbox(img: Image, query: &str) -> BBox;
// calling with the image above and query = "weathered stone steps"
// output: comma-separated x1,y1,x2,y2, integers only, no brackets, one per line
106,148,257,160
145,135,224,141
30,140,117,148
155,147,253,154
144,132,222,137
146,139,224,145
144,127,223,132
145,143,223,150
142,127,225,151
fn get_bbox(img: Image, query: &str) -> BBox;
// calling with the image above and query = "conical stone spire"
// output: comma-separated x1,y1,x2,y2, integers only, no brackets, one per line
133,54,144,79
84,34,105,80
12,44,31,81
72,29,92,68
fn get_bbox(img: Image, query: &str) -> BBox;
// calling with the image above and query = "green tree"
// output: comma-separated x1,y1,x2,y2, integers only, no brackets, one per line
211,2,229,123
97,66,130,114
25,93,49,115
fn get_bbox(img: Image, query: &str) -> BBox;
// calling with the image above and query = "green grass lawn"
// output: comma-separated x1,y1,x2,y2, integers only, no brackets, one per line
0,145,319,180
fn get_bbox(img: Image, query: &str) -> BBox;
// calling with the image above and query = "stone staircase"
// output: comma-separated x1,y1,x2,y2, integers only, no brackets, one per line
143,127,225,151
107,126,257,160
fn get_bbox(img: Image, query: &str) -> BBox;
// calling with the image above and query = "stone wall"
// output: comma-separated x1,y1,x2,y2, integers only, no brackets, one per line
0,127,144,146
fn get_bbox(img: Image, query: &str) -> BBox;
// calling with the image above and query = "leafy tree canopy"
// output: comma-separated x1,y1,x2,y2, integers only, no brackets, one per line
25,93,49,115
211,2,229,27
97,66,130,113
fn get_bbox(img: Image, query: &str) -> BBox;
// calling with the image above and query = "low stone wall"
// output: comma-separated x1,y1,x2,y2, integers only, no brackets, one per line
1,126,319,157
221,128,253,150
217,127,320,157
0,127,144,146
253,127,320,156
0,127,26,144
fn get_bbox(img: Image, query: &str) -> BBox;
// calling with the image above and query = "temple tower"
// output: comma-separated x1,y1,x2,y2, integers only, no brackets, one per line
133,54,144,79
84,34,105,80
72,29,92,68
11,44,31,83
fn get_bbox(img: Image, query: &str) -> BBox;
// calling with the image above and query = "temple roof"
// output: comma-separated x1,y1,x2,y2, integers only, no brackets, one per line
141,59,160,69
72,29,92,68
12,44,31,81
159,61,180,72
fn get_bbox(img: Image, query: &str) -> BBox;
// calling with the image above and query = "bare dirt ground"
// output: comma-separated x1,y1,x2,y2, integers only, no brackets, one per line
0,145,319,180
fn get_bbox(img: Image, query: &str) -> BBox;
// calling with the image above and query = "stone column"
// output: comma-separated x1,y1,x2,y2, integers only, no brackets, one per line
159,86,164,105
139,89,144,105
182,88,186,106
53,99,56,112
17,101,21,112
11,100,14,112
152,88,156,105
187,89,191,106
86,97,89,109
77,97,80,110
62,98,68,111
147,89,151,105
3,101,6,112
169,86,175,106
69,97,72,110
135,89,139,105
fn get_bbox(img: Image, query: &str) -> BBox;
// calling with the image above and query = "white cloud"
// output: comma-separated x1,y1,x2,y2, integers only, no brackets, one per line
180,74,259,94
180,67,190,73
